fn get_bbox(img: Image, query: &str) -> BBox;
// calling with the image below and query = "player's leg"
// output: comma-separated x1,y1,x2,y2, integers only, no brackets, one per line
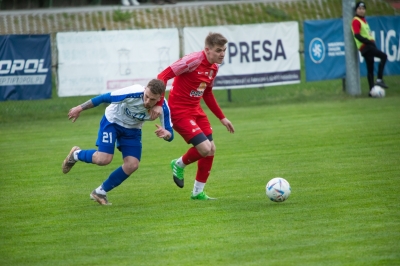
91,127,142,205
374,48,388,88
62,116,115,174
362,51,375,94
190,115,216,200
191,137,216,200
170,117,212,188
62,146,82,174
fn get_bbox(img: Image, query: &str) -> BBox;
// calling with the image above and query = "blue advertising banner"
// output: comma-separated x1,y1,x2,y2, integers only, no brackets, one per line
361,16,400,76
304,19,345,81
304,16,400,82
0,34,52,101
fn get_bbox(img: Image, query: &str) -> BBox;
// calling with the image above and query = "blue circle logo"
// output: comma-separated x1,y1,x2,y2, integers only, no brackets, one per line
309,38,325,64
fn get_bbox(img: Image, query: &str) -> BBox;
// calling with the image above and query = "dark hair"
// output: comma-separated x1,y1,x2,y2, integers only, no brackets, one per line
147,79,166,95
205,32,228,48
355,1,366,11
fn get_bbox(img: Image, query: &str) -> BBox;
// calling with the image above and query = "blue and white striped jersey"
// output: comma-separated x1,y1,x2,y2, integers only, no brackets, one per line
91,84,173,139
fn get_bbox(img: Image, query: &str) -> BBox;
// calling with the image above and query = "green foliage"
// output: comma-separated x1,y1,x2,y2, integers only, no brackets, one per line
265,6,290,21
0,0,395,35
113,9,132,23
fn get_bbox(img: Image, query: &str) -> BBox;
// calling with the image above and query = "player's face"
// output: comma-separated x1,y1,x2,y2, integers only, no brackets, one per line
206,44,226,64
356,6,366,16
143,87,161,109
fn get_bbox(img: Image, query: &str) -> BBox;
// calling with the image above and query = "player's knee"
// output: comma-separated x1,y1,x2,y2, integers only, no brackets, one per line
98,158,112,166
198,149,210,157
123,161,139,175
210,144,216,155
96,155,113,166
198,142,213,157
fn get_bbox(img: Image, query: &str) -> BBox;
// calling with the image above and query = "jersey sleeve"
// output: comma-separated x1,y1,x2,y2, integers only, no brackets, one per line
159,99,174,142
157,66,177,85
155,95,165,107
202,86,225,120
157,52,202,84
91,93,112,107
352,19,361,34
157,53,202,107
155,67,176,107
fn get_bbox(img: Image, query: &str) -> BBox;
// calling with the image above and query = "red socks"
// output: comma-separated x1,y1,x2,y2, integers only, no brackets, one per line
182,147,214,183
196,155,214,183
182,147,203,165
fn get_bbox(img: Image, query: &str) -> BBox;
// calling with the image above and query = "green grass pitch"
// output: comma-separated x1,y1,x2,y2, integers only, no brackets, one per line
1,77,399,265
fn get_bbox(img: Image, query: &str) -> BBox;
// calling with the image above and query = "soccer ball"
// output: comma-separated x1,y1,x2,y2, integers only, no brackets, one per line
370,85,385,98
266,177,291,202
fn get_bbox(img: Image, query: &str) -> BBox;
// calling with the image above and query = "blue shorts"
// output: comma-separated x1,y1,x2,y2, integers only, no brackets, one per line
96,116,142,160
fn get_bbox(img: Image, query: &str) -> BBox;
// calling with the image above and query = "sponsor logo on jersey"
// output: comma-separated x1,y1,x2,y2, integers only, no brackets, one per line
125,108,146,121
190,82,206,97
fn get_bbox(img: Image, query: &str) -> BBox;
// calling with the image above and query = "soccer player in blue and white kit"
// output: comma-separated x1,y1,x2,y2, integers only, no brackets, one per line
62,79,173,205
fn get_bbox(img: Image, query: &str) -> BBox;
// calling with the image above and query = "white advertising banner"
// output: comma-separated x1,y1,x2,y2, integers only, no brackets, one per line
57,29,179,97
184,22,300,89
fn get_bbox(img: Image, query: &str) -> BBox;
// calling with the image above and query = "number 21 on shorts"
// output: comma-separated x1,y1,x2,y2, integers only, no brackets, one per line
102,132,113,144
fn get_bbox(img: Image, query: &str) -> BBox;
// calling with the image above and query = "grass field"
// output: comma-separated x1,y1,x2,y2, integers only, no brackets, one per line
1,74,399,265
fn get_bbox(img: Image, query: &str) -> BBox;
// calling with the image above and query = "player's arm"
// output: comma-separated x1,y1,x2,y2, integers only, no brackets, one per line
154,124,173,141
202,87,235,133
68,93,111,123
157,66,176,88
202,86,225,119
354,33,375,45
154,101,174,142
150,67,178,120
352,19,374,45
152,56,194,120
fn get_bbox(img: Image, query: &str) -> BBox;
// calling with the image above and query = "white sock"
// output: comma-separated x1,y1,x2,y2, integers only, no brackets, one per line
192,180,205,196
95,186,106,195
377,79,382,82
130,0,140,5
73,150,81,161
176,157,186,168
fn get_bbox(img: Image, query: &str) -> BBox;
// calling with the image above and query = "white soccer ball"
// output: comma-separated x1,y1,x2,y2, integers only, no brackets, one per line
370,85,385,98
266,177,291,202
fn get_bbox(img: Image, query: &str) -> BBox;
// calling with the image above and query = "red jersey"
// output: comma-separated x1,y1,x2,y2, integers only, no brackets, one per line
157,51,225,120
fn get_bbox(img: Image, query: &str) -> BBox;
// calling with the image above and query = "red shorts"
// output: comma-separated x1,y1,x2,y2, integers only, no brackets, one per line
172,114,212,143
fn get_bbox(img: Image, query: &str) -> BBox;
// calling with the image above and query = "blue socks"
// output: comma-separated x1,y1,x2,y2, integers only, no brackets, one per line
77,150,96,163
76,151,130,192
102,166,130,192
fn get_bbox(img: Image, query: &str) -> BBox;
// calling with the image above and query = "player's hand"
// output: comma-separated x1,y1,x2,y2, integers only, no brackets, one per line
154,124,171,140
150,105,162,120
68,106,83,123
220,118,235,133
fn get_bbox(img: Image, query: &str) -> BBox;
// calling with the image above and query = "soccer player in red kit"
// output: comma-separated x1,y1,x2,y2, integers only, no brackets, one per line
157,32,235,200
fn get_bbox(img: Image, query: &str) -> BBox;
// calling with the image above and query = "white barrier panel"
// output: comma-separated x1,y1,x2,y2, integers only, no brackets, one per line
57,29,179,97
184,23,300,89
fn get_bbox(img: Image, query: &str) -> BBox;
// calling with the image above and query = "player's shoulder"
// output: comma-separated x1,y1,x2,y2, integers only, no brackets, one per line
182,50,204,60
111,84,144,96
